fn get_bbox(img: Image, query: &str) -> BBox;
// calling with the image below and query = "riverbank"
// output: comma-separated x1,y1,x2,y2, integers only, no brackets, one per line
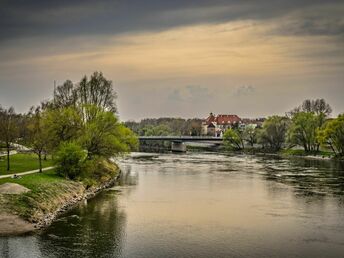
0,162,120,236
187,145,342,161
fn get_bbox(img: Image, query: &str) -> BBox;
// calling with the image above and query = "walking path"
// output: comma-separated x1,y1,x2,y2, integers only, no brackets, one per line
0,166,55,179
0,151,17,157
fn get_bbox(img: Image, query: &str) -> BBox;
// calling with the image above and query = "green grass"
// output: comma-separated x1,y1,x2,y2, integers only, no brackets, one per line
0,153,54,175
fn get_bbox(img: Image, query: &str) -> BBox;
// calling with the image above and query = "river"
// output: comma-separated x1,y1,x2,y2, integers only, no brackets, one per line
1,152,344,257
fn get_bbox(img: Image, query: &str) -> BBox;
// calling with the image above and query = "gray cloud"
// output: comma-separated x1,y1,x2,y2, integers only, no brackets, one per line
271,5,344,38
1,0,344,119
1,0,343,43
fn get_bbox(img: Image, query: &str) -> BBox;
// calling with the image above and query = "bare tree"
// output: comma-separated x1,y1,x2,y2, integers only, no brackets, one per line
0,106,18,171
77,72,117,113
26,107,49,172
287,98,332,117
54,80,78,108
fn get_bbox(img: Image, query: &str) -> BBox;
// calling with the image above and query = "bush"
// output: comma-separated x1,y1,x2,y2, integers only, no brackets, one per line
55,142,86,179
81,158,119,185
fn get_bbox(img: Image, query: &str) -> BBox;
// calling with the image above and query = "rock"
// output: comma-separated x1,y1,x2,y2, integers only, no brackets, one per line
0,183,31,194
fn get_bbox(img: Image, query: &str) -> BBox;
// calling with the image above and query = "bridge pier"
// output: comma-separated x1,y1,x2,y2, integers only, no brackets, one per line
171,141,186,152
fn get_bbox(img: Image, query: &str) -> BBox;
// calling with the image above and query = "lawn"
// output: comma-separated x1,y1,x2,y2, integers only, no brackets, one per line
0,153,54,175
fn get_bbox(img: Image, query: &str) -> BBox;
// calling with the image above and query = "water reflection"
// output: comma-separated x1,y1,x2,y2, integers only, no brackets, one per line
259,156,344,200
38,192,126,257
38,164,139,258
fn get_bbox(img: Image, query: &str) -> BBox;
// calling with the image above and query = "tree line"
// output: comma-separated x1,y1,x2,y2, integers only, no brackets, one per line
0,72,137,182
224,99,344,157
125,118,203,136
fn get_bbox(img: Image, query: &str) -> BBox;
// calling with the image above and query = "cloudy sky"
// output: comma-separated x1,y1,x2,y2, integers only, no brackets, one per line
0,0,343,121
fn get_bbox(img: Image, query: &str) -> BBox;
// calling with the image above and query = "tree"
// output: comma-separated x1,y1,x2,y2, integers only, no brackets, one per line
287,112,319,152
43,107,83,153
0,106,18,171
54,80,78,108
80,105,138,159
317,114,344,157
26,107,49,172
259,116,289,151
52,72,117,122
140,124,173,136
288,98,332,117
243,126,258,147
77,72,117,121
223,128,245,150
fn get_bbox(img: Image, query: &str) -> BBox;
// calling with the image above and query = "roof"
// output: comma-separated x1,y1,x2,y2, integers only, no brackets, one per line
215,114,241,124
204,113,216,125
204,113,241,125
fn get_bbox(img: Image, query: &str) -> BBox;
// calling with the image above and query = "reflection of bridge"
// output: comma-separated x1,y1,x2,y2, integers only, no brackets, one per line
138,136,223,152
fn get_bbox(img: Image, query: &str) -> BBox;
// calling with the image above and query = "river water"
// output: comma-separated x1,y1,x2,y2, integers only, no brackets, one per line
1,152,344,257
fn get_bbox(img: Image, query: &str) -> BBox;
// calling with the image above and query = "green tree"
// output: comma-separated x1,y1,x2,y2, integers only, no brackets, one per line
43,107,83,152
287,112,319,152
0,106,18,171
259,116,289,151
317,114,344,157
223,128,245,150
140,124,173,136
80,106,138,159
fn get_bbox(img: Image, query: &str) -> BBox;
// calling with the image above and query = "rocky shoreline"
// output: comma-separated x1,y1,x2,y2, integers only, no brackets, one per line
34,173,121,231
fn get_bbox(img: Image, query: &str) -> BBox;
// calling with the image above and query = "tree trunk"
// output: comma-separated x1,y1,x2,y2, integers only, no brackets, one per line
6,143,10,171
38,152,42,173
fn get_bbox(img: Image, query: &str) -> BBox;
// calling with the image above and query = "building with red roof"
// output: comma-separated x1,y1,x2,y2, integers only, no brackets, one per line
202,113,242,136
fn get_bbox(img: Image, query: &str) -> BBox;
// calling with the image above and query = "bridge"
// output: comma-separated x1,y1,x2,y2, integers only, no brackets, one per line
138,136,223,152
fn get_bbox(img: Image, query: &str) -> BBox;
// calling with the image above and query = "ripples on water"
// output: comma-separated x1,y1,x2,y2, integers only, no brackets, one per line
1,152,344,258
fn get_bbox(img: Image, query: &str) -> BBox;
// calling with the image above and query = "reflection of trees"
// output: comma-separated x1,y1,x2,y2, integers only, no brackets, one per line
261,156,344,201
38,191,127,258
117,165,138,187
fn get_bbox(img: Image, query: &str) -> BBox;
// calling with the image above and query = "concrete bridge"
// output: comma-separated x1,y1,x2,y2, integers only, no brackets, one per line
138,136,223,152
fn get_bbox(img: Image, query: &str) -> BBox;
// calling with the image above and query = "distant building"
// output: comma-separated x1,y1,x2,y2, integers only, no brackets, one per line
202,113,241,137
202,113,265,136
239,118,265,129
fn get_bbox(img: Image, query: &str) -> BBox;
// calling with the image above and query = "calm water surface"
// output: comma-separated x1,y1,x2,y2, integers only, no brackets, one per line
1,152,344,257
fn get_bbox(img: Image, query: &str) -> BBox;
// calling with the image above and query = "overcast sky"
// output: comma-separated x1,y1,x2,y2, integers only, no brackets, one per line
0,0,343,121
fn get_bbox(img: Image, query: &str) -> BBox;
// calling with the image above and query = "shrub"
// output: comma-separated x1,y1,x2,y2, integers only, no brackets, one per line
81,158,119,185
55,142,86,179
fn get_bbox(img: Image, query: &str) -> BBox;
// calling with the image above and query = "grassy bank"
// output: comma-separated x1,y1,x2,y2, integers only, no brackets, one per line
0,160,120,229
0,153,54,175
0,169,83,222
